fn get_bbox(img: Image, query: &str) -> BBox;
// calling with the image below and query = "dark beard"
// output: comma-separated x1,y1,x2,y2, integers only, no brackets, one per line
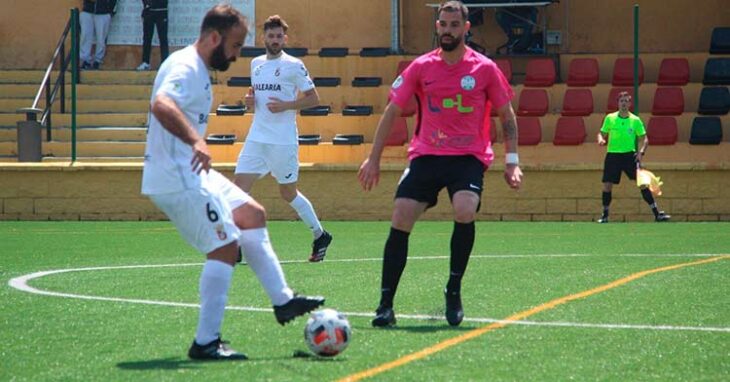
439,35,461,52
210,39,234,71
265,42,282,56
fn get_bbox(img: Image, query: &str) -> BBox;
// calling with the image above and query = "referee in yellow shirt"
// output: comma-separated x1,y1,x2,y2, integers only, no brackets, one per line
597,91,670,223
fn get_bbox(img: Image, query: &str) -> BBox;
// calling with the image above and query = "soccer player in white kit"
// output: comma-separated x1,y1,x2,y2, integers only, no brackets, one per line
140,5,324,361
234,15,333,262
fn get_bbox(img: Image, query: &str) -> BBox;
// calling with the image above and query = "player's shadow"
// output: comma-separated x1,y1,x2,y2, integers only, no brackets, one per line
358,324,473,333
117,354,308,370
117,357,201,371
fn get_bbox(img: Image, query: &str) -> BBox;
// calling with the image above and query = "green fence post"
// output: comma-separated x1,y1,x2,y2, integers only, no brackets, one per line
71,8,78,163
633,4,639,113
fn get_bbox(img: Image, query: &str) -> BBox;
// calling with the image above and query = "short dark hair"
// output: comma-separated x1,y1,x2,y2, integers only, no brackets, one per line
438,1,469,21
200,4,248,36
263,15,289,33
617,91,632,101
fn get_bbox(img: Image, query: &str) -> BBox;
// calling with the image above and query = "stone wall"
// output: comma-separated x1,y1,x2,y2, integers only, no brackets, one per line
2,163,728,222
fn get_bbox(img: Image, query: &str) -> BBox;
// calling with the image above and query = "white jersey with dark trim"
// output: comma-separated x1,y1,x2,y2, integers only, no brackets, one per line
246,52,314,145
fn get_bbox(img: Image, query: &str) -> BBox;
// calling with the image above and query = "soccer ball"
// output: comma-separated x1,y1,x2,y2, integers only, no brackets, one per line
303,308,352,357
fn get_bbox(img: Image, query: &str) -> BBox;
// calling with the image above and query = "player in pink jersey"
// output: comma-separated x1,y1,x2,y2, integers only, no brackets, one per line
358,1,523,327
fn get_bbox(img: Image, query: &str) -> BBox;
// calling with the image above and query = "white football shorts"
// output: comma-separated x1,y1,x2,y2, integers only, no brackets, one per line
149,170,252,254
234,141,299,184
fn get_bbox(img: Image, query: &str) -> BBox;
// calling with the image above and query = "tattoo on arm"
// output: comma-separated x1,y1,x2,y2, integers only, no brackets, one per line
502,118,518,148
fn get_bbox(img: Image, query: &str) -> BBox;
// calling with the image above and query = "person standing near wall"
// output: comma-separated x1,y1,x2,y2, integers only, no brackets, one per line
80,0,118,70
136,0,169,71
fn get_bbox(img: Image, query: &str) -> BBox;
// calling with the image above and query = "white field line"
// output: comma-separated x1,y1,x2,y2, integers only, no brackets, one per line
7,254,730,333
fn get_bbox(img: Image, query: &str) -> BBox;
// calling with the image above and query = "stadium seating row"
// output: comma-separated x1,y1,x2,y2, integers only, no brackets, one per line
492,56,730,87
482,115,725,146
510,86,729,117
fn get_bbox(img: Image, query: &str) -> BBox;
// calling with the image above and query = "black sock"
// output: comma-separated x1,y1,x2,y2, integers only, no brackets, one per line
379,227,410,309
446,221,475,294
640,188,659,216
601,192,612,217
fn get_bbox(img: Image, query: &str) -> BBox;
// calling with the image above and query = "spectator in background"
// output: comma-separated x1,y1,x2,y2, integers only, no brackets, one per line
136,0,169,71
495,6,539,55
80,0,118,70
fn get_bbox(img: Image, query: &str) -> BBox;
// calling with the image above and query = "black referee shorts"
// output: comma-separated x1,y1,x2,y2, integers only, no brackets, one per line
395,155,486,210
602,152,638,184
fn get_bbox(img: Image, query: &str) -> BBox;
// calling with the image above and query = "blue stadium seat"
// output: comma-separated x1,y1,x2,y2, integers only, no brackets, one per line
703,58,730,85
710,27,730,54
689,117,723,145
240,47,266,57
698,87,730,115
319,47,348,57
283,47,308,57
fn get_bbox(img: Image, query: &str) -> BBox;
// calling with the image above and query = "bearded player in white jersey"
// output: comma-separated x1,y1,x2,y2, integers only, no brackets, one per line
141,5,324,361
234,15,333,263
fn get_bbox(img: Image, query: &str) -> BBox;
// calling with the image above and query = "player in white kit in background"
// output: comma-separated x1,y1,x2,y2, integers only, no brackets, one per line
140,5,324,361
234,15,333,263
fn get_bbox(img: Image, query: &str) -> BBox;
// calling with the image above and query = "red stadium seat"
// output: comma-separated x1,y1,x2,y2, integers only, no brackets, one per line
657,58,690,86
400,95,418,117
517,89,549,116
385,116,409,146
490,100,499,116
387,92,418,117
494,58,513,83
612,58,644,86
606,88,635,113
490,118,498,143
646,117,678,145
561,88,594,116
553,117,587,145
517,116,542,145
651,87,684,116
524,58,556,87
566,58,599,87
483,116,498,143
395,60,413,76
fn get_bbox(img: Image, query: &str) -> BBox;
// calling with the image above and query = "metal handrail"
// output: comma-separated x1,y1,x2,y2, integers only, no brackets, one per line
27,8,79,141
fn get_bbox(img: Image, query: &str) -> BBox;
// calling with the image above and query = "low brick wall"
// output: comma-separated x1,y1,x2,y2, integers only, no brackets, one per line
1,162,728,222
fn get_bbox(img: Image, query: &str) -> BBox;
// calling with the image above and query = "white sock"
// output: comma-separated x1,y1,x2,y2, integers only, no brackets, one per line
195,260,233,345
289,192,324,238
239,228,294,306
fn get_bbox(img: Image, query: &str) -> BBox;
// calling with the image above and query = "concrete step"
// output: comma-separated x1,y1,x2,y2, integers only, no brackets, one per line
0,70,157,85
0,84,151,99
0,99,149,114
208,114,381,142
0,140,405,163
0,126,146,142
3,142,728,167
0,113,148,128
42,157,146,163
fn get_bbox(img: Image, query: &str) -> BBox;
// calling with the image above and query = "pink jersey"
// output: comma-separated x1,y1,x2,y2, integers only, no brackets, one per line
390,47,513,166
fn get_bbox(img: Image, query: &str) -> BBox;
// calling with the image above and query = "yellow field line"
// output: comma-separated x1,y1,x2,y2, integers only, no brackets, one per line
338,255,728,382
